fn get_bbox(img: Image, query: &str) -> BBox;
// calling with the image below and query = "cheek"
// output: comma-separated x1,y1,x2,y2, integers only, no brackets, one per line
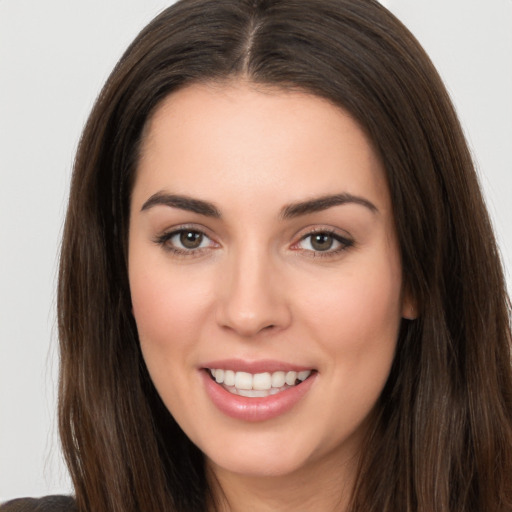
302,255,402,429
129,259,218,423
129,258,214,357
299,249,403,358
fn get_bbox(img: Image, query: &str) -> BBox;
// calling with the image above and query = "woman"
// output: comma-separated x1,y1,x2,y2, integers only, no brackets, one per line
3,0,511,510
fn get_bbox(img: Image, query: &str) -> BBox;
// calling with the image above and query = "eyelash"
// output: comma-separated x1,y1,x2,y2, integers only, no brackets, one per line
153,225,217,257
292,229,354,258
153,226,354,258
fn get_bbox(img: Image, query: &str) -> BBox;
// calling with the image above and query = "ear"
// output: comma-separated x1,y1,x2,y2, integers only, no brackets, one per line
401,288,418,320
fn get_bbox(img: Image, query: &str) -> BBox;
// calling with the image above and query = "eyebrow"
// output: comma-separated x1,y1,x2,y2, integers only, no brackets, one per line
281,193,378,219
140,191,378,219
141,192,221,218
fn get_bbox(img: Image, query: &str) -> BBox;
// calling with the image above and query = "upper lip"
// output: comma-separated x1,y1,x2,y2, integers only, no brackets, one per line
201,359,315,374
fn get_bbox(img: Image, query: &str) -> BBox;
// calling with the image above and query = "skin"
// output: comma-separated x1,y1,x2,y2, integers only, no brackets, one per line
128,81,414,511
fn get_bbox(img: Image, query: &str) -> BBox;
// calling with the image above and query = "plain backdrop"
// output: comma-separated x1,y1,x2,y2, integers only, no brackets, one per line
1,0,511,501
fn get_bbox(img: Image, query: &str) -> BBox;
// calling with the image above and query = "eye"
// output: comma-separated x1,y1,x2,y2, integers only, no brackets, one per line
154,227,217,254
175,230,207,249
294,230,353,255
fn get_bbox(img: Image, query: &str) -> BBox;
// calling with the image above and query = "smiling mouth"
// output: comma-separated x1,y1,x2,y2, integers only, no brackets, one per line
206,368,315,398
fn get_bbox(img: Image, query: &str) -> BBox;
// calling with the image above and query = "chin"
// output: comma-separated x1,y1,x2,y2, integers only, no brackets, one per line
207,449,309,479
199,426,329,480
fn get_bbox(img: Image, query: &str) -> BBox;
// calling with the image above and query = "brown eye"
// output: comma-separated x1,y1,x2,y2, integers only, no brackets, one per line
295,230,353,255
310,233,334,251
155,228,213,253
179,230,204,249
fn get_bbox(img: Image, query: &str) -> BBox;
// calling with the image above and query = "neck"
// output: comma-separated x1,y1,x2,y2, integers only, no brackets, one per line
206,452,358,512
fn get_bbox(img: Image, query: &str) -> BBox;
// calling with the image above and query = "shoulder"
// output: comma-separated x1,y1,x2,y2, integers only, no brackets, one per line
0,496,77,512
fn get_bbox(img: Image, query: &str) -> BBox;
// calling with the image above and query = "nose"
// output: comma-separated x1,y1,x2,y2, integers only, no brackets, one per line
216,246,292,338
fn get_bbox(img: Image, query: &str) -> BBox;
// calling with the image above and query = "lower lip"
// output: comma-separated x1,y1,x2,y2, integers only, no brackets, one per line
201,370,316,422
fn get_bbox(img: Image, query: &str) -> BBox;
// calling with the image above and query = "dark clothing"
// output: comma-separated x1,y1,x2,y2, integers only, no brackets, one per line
0,496,76,512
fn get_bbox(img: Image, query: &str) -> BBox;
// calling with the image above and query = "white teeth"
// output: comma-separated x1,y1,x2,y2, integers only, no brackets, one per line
253,372,272,390
271,371,286,388
285,371,298,385
224,369,235,386
234,371,253,390
298,370,310,381
208,368,312,392
238,389,272,398
214,369,224,383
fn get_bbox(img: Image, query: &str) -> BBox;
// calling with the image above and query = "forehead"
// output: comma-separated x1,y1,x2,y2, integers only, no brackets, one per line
133,81,390,214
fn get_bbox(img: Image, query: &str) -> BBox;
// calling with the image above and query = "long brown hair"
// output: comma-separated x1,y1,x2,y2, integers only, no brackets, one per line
58,0,512,510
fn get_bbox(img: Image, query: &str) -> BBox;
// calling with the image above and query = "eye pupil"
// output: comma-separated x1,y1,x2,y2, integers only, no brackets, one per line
311,233,333,251
180,231,203,249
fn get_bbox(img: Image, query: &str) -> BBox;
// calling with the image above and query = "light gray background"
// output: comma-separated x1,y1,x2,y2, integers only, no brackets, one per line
1,0,511,501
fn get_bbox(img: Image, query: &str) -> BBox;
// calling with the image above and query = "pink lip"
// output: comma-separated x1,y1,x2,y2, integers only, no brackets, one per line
201,368,317,422
201,358,314,374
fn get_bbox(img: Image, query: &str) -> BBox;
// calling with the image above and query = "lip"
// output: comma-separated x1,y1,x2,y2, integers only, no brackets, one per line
201,358,314,374
201,365,317,422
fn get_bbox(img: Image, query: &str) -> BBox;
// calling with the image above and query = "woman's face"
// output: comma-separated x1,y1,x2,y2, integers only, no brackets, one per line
129,82,412,482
